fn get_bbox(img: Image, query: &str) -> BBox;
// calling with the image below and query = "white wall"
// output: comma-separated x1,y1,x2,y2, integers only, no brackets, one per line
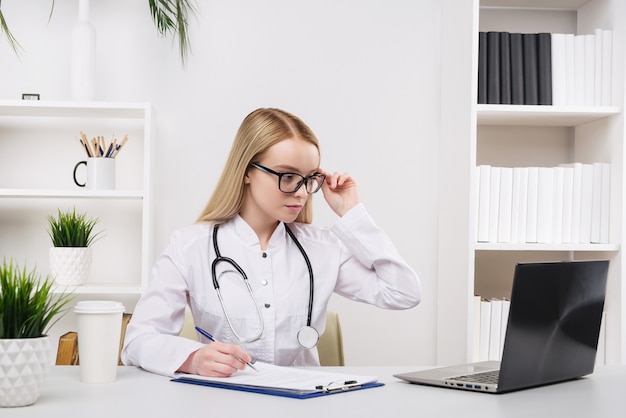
0,0,440,366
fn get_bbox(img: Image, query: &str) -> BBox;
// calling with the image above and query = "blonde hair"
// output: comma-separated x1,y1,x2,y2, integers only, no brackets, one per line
197,108,321,224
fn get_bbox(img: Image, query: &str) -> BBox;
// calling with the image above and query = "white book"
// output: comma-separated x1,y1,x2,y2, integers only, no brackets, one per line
510,167,524,243
574,35,585,106
551,33,567,106
479,298,492,362
488,299,503,361
489,167,501,243
594,29,603,106
517,167,529,243
526,167,539,243
561,166,574,243
498,167,513,243
551,166,564,244
600,163,611,244
536,167,554,243
590,162,603,243
601,30,613,106
562,163,583,244
564,33,576,106
473,295,482,363
499,299,511,360
579,163,594,244
584,33,595,106
477,165,491,243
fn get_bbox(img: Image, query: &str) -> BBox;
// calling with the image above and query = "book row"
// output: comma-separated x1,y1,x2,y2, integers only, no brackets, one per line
476,163,610,245
472,295,606,365
472,296,510,362
478,29,612,106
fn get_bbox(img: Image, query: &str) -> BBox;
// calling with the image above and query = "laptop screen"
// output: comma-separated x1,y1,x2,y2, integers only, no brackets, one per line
498,260,609,392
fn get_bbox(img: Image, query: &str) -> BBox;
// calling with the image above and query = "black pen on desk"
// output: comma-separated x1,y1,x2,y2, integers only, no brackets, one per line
194,326,259,372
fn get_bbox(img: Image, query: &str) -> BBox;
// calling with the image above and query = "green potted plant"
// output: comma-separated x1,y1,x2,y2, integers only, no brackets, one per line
0,0,197,65
0,259,74,407
47,208,101,286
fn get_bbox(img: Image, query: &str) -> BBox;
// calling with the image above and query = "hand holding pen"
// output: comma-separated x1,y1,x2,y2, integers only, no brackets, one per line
195,326,259,372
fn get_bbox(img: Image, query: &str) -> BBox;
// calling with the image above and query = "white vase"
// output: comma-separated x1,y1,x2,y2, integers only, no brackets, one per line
71,0,96,101
49,247,93,286
0,336,51,408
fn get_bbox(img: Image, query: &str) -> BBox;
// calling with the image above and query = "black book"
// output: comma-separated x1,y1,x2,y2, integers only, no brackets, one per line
537,32,552,105
487,31,501,104
522,33,539,105
499,32,512,104
510,33,524,104
478,32,488,104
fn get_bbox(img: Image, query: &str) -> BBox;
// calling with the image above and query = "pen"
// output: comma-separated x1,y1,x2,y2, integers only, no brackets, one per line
194,326,259,372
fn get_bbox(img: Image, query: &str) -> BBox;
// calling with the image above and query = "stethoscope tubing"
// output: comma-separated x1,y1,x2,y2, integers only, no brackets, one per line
211,222,316,345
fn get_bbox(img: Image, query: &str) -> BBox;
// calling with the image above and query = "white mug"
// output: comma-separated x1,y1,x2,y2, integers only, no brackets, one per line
73,158,116,190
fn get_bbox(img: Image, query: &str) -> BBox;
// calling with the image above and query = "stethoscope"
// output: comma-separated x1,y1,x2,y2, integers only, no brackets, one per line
210,223,319,349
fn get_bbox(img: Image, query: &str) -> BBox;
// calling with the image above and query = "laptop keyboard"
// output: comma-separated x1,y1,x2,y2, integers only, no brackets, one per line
449,369,500,385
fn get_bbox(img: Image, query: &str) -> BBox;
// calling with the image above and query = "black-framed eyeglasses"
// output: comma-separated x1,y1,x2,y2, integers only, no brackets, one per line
250,163,325,194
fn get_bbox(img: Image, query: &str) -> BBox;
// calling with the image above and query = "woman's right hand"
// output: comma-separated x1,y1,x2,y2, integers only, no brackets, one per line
178,341,253,377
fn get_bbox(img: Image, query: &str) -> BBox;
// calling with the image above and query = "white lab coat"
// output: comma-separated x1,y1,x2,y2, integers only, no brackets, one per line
121,203,421,376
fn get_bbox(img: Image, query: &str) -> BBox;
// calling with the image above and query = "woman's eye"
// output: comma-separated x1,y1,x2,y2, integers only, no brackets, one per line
282,174,297,182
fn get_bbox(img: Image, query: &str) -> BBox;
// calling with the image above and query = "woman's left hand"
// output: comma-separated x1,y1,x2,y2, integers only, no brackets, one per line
318,168,360,217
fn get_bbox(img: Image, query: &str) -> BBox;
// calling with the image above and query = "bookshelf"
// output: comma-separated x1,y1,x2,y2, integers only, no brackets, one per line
439,0,625,365
0,100,154,295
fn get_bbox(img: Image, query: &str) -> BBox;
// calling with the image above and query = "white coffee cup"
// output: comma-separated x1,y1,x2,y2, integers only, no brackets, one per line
74,300,125,383
73,158,116,190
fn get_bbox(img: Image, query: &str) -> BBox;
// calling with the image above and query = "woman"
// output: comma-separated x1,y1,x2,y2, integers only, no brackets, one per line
121,108,421,377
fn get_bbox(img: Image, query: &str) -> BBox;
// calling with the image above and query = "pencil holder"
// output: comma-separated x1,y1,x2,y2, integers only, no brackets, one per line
73,158,116,190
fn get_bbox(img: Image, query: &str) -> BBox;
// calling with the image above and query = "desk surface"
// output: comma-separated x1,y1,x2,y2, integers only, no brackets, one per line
9,366,626,417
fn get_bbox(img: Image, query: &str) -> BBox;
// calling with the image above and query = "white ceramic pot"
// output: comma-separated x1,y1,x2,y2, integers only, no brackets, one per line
0,336,51,407
49,247,93,286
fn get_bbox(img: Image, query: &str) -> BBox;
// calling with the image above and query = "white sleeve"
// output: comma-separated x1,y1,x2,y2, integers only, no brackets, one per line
121,232,205,377
331,203,421,309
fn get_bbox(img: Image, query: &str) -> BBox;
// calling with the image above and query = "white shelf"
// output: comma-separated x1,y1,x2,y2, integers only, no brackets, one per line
474,242,620,251
0,189,144,199
0,100,150,119
477,105,621,126
53,284,143,295
439,0,626,367
0,101,153,295
480,0,590,9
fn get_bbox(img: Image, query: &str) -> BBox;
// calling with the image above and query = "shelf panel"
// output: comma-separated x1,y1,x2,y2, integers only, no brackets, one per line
480,0,590,9
53,284,143,295
477,105,621,126
474,242,619,251
0,100,150,119
0,189,144,199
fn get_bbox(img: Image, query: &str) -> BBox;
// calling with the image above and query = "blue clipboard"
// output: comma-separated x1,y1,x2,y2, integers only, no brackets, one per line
171,376,385,399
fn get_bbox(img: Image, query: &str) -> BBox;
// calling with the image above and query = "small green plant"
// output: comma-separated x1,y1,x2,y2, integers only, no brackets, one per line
47,208,101,248
0,259,74,339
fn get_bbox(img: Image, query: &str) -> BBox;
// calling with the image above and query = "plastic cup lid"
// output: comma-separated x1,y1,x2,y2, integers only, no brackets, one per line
73,300,125,314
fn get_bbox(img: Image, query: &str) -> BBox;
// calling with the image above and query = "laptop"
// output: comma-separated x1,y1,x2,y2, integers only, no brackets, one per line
395,260,609,394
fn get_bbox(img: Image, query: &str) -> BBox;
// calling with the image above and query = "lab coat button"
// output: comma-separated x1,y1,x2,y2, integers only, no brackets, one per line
262,252,267,258
264,303,271,308
261,280,268,286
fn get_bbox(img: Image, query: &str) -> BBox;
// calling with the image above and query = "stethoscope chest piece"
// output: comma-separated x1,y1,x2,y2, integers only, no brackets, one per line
297,325,319,349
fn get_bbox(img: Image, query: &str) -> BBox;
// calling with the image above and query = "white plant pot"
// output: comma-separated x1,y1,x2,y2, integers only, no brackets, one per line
0,336,51,408
49,247,93,286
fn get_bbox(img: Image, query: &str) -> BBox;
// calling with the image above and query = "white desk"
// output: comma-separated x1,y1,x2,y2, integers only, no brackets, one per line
10,366,625,417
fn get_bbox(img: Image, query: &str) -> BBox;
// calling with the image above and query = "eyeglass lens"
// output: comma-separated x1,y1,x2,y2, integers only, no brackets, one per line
280,173,324,193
